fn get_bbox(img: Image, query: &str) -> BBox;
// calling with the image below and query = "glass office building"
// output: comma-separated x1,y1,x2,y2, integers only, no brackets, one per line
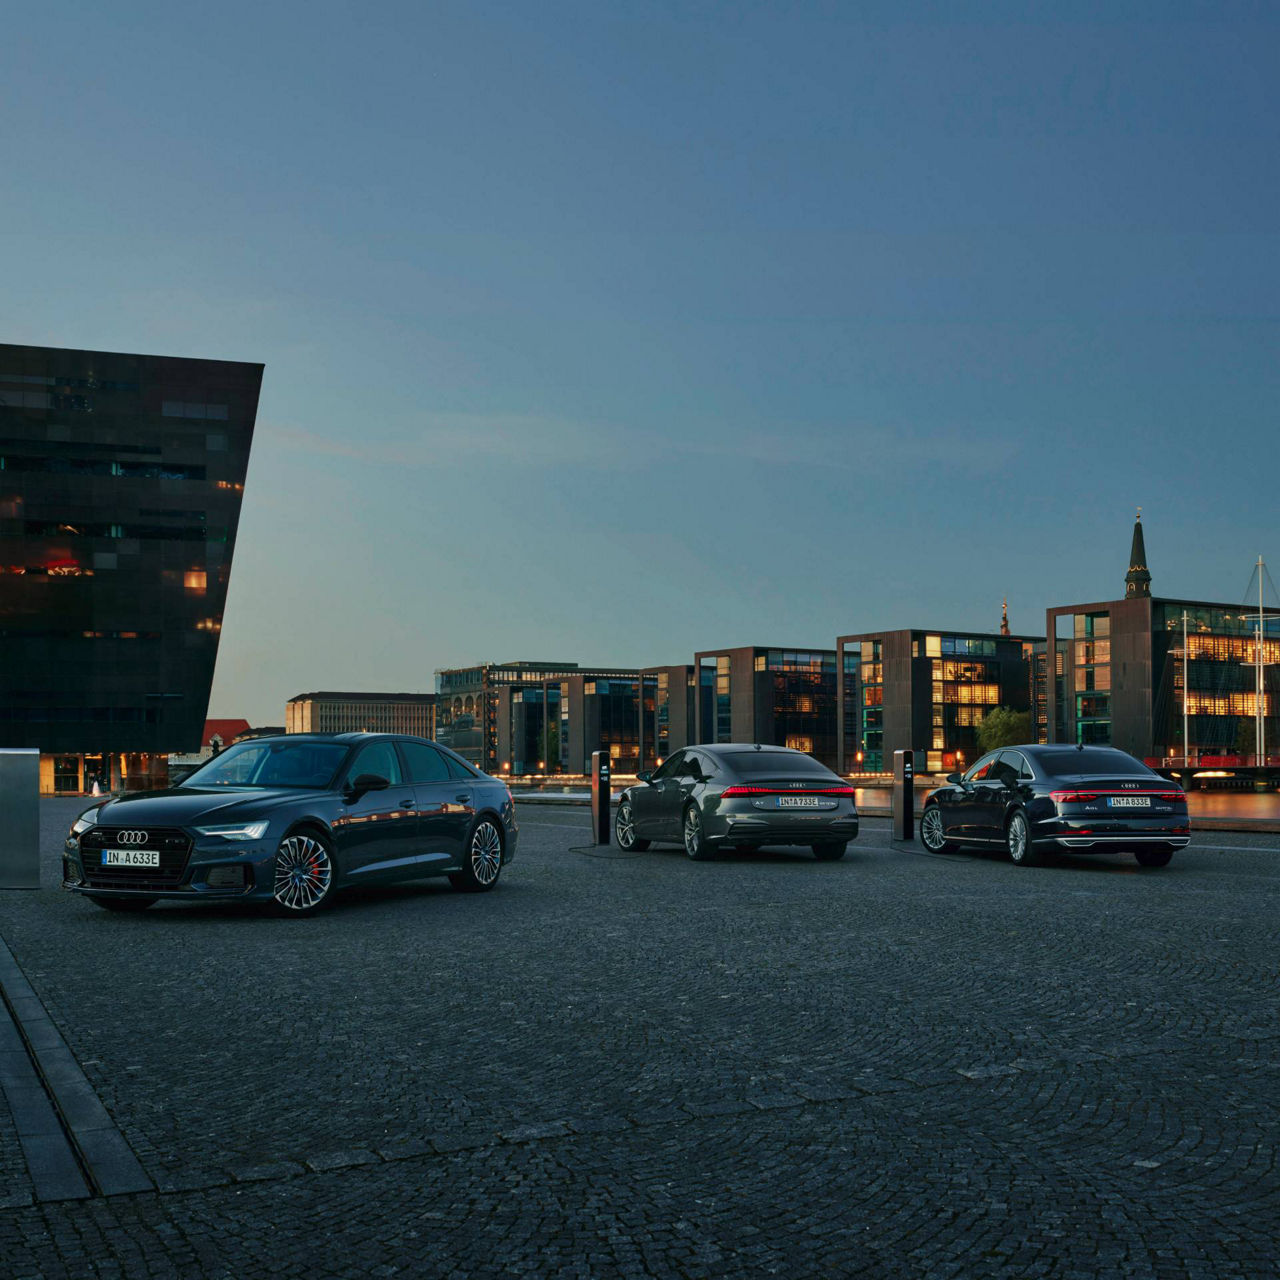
435,660,640,774
1045,518,1280,763
692,647,838,768
836,629,1039,774
0,342,261,793
1047,599,1280,762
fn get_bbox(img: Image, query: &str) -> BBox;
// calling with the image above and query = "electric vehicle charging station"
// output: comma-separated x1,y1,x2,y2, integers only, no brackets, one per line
892,749,914,842
590,750,611,845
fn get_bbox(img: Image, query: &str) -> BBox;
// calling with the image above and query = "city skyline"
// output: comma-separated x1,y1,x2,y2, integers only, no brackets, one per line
3,3,1277,727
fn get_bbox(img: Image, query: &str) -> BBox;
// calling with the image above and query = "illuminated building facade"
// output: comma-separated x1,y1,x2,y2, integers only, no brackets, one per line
836,629,1039,775
1046,518,1280,762
0,342,260,793
285,692,435,738
693,647,838,769
1046,600,1279,761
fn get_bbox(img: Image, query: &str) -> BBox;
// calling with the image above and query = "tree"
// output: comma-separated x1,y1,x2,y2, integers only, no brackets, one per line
1236,716,1255,760
975,706,1033,754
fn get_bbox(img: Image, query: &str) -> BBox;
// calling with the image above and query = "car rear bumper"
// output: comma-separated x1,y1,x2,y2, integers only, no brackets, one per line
1051,834,1190,851
711,812,859,846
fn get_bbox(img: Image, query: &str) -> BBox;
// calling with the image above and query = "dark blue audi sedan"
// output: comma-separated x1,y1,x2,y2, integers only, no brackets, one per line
62,733,518,915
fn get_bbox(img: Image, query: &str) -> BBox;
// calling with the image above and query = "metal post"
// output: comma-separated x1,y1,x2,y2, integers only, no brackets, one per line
0,749,41,889
1259,557,1266,766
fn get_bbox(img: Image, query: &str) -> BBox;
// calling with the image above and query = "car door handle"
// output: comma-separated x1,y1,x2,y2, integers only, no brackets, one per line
456,793,472,803
399,798,416,808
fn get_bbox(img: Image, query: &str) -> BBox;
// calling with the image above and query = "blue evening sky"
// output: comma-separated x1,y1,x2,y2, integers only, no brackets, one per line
3,1,1277,724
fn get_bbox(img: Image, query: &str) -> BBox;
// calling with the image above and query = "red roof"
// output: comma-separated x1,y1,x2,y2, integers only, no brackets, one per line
203,718,251,748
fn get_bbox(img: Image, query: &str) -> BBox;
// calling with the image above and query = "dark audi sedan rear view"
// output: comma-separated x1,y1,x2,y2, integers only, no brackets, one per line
615,744,858,860
919,744,1189,867
63,733,518,915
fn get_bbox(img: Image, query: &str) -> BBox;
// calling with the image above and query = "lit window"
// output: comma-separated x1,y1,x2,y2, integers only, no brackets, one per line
184,570,207,592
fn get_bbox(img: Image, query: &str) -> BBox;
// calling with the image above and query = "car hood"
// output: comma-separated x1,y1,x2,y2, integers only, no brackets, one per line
84,787,325,828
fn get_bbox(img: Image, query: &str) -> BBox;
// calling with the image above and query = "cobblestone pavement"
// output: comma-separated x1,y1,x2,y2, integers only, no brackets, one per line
0,800,1276,1276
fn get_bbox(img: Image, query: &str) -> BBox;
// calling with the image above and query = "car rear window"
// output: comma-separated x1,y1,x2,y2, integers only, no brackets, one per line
723,751,832,776
1036,749,1152,776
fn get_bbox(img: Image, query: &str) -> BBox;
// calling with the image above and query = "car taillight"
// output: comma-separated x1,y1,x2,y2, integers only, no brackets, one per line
1156,791,1184,802
721,785,856,797
1051,790,1100,803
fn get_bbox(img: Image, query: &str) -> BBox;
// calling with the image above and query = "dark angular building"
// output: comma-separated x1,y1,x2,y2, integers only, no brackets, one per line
692,647,838,768
0,342,261,793
836,625,1040,775
1046,516,1279,762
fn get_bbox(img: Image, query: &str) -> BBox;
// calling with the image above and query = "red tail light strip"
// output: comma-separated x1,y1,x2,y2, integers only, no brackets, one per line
721,785,856,798
1051,789,1184,803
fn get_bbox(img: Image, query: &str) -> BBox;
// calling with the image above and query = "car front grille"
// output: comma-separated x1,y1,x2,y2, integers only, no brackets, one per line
78,826,192,891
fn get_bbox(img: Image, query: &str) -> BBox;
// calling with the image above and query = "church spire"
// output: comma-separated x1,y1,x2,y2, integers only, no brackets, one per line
1000,597,1010,636
1125,508,1151,598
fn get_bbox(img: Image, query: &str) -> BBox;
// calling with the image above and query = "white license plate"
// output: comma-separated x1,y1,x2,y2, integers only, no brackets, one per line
777,796,825,809
102,849,160,868
1108,796,1151,809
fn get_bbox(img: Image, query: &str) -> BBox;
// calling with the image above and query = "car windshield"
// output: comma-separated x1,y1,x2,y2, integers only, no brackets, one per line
1036,749,1152,777
180,741,350,789
723,751,832,776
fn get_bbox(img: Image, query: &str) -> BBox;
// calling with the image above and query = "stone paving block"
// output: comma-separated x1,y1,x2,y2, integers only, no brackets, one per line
303,1149,380,1173
225,1160,306,1183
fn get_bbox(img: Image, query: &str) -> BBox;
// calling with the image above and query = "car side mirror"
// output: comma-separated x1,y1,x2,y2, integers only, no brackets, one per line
345,772,390,799
946,773,963,786
637,770,653,784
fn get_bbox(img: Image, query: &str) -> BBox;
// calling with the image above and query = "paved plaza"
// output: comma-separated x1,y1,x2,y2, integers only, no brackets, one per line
0,799,1277,1278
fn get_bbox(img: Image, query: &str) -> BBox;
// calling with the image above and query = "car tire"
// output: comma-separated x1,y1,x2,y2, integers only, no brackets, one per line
450,818,504,892
89,896,156,912
683,805,713,861
271,830,337,916
614,800,650,852
812,841,847,861
920,804,956,853
1134,849,1173,868
1006,810,1036,866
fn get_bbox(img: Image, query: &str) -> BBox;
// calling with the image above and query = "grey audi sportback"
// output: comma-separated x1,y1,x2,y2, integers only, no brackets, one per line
615,743,859,860
63,733,518,915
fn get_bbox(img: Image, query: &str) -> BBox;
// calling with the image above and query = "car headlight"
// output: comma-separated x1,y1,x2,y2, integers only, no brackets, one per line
70,814,97,836
193,821,270,841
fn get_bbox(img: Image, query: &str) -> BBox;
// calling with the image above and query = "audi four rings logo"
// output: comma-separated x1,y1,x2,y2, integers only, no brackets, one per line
117,830,149,845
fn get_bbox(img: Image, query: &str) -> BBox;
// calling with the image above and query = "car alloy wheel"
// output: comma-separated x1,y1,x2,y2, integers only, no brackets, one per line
273,833,335,914
920,805,954,853
614,801,649,852
451,819,504,892
1006,811,1035,866
683,805,712,861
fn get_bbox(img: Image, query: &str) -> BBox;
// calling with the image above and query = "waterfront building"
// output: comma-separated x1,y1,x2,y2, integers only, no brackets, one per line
435,661,640,774
692,647,838,769
836,625,1040,775
1046,516,1279,762
637,665,706,771
285,691,435,738
0,342,261,794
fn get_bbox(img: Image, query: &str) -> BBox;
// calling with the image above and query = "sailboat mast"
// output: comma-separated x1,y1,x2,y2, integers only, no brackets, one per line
1183,609,1190,767
1259,556,1266,765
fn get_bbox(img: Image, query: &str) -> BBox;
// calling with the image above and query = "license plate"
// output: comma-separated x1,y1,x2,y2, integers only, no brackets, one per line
776,796,825,809
102,849,160,868
1108,796,1151,809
